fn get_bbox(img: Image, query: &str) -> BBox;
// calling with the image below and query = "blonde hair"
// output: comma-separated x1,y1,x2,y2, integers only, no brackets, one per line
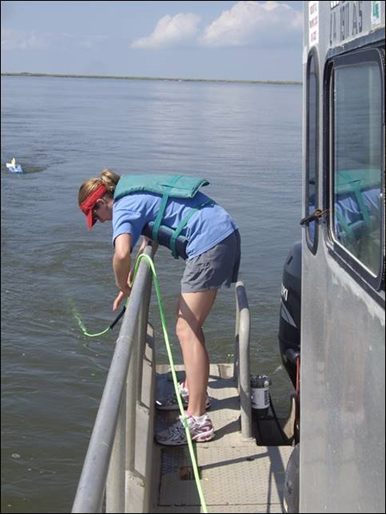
78,168,121,206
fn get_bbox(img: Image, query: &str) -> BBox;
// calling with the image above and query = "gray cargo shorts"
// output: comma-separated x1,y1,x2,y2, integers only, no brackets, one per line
181,230,241,293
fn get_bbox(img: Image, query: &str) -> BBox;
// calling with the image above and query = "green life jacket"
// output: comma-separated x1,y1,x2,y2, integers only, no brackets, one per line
335,168,380,242
114,174,211,259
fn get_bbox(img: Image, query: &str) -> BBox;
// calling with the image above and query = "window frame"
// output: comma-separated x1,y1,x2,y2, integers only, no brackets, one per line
325,47,385,292
305,47,320,255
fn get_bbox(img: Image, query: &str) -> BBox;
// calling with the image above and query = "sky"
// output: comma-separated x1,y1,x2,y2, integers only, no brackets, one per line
1,1,304,81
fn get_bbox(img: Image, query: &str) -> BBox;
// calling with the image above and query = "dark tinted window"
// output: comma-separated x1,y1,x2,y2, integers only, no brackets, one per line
306,51,319,252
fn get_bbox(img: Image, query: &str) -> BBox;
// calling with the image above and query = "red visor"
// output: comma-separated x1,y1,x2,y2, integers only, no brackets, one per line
80,184,107,230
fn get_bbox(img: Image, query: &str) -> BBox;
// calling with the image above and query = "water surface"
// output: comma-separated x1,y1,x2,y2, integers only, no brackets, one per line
1,76,302,513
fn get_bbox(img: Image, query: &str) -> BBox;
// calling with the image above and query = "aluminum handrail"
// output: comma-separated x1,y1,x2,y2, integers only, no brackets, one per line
234,281,252,440
72,247,153,514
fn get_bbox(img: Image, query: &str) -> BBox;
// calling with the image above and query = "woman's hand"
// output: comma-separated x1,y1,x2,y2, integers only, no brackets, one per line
112,285,131,311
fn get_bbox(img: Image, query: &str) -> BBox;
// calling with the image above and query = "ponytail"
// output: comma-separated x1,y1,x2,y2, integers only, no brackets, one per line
100,168,121,193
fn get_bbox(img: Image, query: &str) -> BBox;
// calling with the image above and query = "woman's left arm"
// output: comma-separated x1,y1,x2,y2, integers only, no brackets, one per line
137,236,158,256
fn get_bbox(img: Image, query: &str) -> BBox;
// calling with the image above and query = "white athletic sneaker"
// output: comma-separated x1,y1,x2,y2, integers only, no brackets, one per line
156,382,211,411
155,414,215,446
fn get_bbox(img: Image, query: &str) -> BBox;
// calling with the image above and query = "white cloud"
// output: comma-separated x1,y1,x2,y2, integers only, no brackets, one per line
1,29,49,50
131,13,201,49
200,1,302,48
1,29,109,51
130,2,302,51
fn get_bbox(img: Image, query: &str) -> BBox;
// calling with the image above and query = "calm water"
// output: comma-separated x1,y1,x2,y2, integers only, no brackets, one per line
1,76,302,513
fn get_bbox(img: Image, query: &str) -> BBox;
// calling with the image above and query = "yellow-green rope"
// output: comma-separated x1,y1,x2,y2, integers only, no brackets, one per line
76,253,209,513
132,253,209,513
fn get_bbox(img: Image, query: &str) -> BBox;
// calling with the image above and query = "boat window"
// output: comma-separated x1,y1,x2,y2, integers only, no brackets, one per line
329,48,384,289
305,50,319,253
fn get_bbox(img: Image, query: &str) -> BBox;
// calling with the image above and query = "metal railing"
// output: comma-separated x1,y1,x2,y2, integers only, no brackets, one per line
234,281,252,440
72,256,252,513
72,246,154,514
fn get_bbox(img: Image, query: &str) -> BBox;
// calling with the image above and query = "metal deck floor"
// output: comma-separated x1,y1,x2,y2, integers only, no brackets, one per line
152,364,292,513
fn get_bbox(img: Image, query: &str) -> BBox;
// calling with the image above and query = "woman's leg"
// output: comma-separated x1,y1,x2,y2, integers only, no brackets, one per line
176,290,217,417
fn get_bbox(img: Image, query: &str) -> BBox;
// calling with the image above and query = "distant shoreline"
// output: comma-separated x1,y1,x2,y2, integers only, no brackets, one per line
1,72,302,86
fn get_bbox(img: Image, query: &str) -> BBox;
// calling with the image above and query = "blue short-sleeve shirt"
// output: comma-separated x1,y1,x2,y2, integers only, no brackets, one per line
112,191,238,259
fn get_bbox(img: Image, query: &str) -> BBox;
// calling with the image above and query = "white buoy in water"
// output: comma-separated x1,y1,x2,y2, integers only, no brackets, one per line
6,158,23,173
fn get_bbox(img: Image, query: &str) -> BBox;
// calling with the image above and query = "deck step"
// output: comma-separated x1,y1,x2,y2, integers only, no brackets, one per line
152,364,292,513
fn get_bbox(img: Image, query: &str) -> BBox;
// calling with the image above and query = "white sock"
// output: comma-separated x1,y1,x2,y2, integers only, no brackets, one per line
191,414,207,423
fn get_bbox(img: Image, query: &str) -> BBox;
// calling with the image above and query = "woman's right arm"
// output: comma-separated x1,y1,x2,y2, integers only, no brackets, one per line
112,233,132,310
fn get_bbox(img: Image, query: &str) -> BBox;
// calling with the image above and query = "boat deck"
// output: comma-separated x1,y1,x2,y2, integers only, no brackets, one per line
152,364,292,513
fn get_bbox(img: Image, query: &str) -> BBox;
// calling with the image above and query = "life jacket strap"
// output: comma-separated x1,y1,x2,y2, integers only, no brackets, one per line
152,175,182,242
170,200,213,259
352,184,371,227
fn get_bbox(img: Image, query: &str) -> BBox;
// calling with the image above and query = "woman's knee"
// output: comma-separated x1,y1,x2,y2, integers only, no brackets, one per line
176,317,198,345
